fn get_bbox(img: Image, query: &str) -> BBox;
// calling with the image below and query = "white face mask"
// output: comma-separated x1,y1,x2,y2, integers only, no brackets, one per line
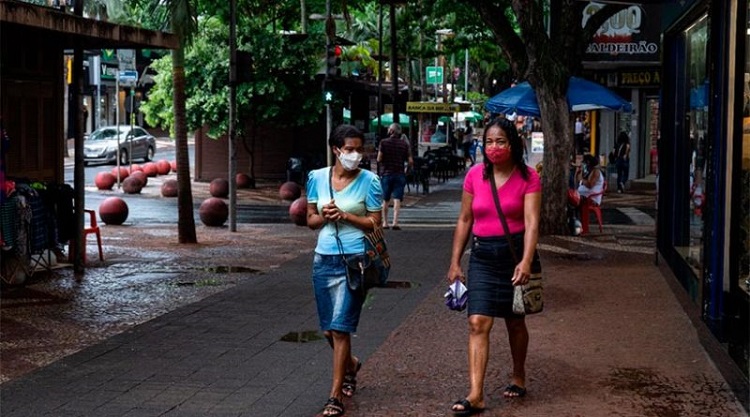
337,150,362,171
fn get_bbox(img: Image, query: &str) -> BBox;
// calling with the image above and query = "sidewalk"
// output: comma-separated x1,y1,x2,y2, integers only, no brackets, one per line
1,177,748,416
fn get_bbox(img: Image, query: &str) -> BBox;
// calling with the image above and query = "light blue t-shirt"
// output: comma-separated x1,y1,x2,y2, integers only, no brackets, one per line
306,167,383,255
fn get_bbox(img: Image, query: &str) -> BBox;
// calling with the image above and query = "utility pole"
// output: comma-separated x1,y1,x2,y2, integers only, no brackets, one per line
228,0,238,231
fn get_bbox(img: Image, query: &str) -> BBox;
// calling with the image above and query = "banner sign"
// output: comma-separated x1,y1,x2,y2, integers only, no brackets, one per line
618,69,661,88
406,102,465,113
581,2,663,63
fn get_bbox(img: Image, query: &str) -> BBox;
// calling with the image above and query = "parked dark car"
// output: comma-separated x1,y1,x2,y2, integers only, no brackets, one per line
83,125,156,165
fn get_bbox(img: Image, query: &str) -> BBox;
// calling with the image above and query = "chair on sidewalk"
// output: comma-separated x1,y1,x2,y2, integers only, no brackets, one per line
83,209,104,264
580,180,607,235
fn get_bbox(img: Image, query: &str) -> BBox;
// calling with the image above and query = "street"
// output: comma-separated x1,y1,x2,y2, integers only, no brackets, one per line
65,141,294,224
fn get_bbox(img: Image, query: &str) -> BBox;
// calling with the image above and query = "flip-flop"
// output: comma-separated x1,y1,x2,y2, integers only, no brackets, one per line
342,359,362,397
503,384,527,398
451,398,484,416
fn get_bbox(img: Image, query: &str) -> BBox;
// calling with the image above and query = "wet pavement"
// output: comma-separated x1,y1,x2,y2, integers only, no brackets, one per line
1,169,748,416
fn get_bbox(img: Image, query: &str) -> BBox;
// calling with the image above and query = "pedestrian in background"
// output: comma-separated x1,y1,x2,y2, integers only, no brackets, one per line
461,120,475,166
574,115,584,155
305,124,383,417
377,123,413,230
447,117,541,416
567,154,605,211
615,131,631,193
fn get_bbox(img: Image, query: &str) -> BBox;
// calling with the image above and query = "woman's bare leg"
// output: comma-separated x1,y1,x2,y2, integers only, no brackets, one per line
328,330,350,400
453,314,493,411
504,317,528,394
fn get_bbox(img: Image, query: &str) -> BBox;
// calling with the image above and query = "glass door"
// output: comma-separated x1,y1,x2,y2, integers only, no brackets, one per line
675,15,709,282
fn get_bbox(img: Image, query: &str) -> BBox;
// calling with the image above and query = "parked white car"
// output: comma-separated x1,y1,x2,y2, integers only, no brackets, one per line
83,125,156,166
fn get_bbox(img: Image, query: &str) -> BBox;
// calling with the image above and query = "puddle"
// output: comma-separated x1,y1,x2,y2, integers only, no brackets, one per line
174,279,224,287
280,330,323,343
198,266,259,274
100,264,261,276
384,281,414,289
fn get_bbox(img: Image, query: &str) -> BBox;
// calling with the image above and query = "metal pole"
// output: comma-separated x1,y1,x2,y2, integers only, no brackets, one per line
389,2,399,124
115,69,121,188
129,87,134,172
72,48,84,272
325,0,333,167
464,48,469,99
228,0,238,231
377,3,383,135
72,0,85,274
434,34,438,102
326,104,332,166
93,55,101,129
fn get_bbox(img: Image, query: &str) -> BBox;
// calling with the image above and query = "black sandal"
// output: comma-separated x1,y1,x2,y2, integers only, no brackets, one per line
322,397,345,416
503,384,527,398
451,398,485,416
341,359,362,397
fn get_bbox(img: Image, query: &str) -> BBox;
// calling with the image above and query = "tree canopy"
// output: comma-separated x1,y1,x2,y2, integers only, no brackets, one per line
141,15,324,138
106,0,629,234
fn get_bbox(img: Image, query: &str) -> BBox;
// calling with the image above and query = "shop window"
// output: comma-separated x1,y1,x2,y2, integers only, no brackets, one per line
676,16,709,280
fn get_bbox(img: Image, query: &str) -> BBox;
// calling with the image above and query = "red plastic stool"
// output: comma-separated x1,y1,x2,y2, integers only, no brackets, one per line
83,209,104,264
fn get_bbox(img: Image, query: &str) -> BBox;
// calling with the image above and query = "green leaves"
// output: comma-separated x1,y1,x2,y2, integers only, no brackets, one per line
140,14,324,138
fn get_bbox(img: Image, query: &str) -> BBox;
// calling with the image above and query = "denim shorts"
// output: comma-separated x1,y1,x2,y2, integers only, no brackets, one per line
467,234,527,318
312,253,364,333
381,173,406,201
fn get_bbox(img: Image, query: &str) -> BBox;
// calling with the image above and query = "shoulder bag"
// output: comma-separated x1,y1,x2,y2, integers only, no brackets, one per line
329,169,390,294
488,173,543,315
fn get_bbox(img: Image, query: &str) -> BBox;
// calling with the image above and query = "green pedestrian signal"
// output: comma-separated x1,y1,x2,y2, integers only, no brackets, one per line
324,91,334,103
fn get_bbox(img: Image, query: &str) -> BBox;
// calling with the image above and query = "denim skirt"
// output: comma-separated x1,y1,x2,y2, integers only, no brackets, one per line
467,234,527,318
312,253,364,333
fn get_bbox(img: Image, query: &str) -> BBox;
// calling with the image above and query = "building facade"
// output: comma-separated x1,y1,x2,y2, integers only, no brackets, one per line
658,0,749,380
582,2,663,184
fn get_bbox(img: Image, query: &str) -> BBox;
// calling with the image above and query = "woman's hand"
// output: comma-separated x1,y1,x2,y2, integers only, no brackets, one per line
512,260,532,286
321,200,347,222
447,264,465,284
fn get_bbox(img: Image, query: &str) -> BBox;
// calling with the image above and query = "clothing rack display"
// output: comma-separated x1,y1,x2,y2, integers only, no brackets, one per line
0,179,74,285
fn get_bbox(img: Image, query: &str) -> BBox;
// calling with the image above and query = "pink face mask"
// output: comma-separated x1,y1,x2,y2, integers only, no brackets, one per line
486,147,511,164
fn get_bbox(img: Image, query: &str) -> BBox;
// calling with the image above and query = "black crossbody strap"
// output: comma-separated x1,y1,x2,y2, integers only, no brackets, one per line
488,173,520,264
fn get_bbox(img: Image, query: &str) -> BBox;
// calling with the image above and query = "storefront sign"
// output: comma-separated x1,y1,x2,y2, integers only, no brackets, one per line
618,69,661,88
531,132,544,153
406,102,463,113
581,2,662,63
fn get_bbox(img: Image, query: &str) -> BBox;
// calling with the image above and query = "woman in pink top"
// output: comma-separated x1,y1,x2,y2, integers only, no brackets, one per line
447,117,541,416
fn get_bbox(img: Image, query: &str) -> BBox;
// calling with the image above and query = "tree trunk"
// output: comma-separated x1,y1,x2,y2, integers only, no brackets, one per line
173,46,197,243
536,85,573,235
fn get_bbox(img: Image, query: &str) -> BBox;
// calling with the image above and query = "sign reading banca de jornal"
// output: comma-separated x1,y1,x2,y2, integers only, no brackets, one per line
581,2,662,63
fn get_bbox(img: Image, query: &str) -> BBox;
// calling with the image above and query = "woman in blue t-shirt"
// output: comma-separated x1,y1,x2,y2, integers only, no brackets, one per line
305,124,383,417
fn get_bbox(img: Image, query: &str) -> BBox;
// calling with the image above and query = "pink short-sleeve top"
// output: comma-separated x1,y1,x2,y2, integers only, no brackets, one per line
463,164,541,237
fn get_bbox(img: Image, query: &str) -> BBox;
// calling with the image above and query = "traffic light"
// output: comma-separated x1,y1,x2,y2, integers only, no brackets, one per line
326,44,342,78
324,90,334,104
